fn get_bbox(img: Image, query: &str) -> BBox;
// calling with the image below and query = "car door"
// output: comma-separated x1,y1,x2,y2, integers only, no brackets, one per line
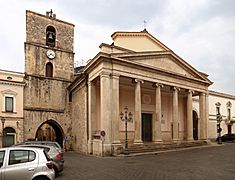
4,149,38,180
0,150,5,180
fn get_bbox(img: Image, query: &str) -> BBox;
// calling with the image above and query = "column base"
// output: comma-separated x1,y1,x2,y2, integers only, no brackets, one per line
153,140,163,144
173,138,179,142
134,140,143,144
187,138,194,141
112,142,122,155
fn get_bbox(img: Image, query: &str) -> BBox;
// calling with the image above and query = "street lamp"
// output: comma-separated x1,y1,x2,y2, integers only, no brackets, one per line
120,106,133,154
1,117,5,147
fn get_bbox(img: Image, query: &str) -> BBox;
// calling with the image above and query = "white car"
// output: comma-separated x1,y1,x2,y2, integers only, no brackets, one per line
0,146,55,180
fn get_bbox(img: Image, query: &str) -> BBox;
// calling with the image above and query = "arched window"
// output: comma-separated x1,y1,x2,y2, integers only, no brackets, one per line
46,26,56,47
46,62,53,77
3,127,16,147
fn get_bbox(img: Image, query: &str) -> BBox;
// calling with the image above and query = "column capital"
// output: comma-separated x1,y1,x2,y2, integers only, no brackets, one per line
153,83,164,88
133,78,144,84
88,81,96,86
110,73,120,79
188,89,194,94
172,86,180,91
99,71,110,78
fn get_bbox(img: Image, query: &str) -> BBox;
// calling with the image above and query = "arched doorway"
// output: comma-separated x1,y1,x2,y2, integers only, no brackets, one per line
3,127,16,147
193,111,198,140
35,120,64,147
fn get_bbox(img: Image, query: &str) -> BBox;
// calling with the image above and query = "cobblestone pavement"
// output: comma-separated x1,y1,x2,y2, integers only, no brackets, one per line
56,143,235,180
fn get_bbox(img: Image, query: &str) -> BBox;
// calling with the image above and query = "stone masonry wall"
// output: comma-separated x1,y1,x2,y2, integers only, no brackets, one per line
71,81,88,154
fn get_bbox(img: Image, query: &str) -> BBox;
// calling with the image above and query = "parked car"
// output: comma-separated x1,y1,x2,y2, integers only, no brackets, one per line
221,133,235,142
17,141,63,154
16,144,64,173
0,146,55,180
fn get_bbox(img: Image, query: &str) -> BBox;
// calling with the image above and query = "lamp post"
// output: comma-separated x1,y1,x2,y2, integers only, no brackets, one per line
215,102,222,144
216,112,223,144
120,106,133,154
1,117,5,148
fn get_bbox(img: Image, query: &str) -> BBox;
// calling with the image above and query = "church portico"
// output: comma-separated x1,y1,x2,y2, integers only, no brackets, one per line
86,66,210,155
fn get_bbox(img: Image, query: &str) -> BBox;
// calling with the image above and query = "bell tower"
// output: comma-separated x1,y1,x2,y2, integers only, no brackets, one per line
24,10,75,146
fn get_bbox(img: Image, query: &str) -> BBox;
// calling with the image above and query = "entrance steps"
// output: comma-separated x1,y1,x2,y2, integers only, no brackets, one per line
119,140,209,156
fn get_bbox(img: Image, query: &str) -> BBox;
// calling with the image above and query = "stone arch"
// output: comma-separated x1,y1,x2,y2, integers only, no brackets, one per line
46,25,56,47
45,62,53,77
35,120,64,147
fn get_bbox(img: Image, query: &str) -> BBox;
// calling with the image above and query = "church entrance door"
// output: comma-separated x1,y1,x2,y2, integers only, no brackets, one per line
142,113,152,142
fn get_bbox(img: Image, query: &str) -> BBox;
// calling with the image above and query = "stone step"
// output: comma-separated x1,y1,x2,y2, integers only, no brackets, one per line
122,141,209,155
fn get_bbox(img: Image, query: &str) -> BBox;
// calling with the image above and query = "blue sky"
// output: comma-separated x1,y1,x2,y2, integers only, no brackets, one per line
0,0,235,94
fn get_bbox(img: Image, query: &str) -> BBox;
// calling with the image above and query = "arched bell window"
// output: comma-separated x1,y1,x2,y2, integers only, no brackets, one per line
46,62,53,77
46,26,56,47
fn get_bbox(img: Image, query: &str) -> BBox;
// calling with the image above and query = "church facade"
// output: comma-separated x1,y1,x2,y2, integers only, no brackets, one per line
70,30,213,155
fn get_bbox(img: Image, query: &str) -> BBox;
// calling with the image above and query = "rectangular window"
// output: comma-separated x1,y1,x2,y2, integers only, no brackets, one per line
228,109,231,120
5,97,13,112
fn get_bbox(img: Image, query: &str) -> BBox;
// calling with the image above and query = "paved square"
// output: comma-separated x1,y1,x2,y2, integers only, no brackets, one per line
57,143,235,180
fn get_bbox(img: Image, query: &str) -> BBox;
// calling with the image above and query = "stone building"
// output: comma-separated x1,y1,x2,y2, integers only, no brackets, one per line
207,91,235,139
0,69,24,147
10,10,234,156
23,10,75,148
70,30,213,155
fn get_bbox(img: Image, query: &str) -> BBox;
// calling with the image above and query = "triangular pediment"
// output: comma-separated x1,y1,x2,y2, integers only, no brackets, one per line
111,30,170,52
116,52,208,81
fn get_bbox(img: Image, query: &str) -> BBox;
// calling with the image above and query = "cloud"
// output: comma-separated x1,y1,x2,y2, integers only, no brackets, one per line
0,0,235,95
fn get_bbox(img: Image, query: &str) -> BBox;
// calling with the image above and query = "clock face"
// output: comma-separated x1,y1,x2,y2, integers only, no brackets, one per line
46,50,55,59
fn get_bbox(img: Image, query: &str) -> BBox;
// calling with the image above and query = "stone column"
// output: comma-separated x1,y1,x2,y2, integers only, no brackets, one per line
134,79,144,144
100,72,112,147
187,90,193,141
199,93,206,140
205,92,209,139
111,74,121,144
153,83,163,142
88,81,96,154
172,87,180,141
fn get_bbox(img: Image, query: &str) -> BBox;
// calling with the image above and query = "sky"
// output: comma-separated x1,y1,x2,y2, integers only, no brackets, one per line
0,0,235,95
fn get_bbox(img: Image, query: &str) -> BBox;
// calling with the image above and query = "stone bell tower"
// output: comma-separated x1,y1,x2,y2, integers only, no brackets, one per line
24,10,75,147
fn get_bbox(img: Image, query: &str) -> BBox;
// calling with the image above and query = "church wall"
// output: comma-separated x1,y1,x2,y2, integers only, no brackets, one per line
161,93,173,140
71,81,88,153
119,85,135,143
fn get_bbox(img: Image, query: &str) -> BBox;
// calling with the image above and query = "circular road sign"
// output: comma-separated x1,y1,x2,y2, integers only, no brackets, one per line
100,130,106,137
